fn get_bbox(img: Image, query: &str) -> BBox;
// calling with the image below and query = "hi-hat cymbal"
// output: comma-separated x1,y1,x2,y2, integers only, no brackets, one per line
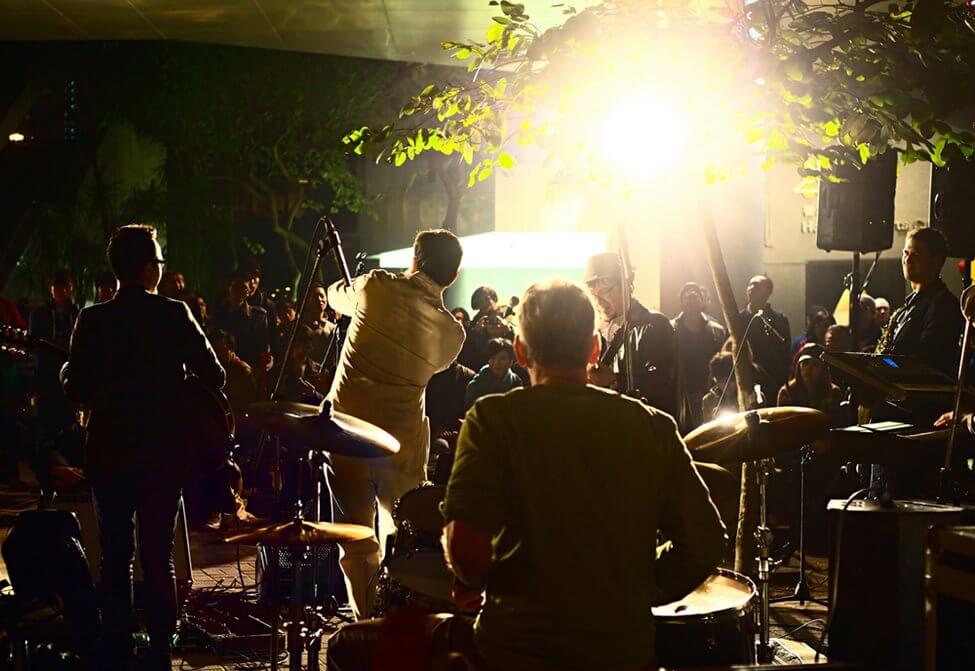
245,401,399,458
224,519,374,547
684,407,830,463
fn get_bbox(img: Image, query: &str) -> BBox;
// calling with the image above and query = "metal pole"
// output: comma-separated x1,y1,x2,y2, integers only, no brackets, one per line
850,252,861,352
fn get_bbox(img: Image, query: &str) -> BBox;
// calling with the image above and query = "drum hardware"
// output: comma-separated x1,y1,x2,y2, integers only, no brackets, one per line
684,406,831,464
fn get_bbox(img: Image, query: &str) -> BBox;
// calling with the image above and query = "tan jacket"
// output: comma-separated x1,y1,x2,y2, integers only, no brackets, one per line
326,270,466,473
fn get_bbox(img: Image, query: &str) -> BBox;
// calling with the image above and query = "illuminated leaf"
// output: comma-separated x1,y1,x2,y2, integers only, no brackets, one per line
498,152,515,169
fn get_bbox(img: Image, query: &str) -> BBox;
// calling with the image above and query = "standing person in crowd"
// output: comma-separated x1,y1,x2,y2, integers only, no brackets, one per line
241,261,276,331
326,279,725,671
459,287,515,371
874,296,891,330
61,225,225,671
672,282,727,429
270,325,329,404
211,270,273,384
427,360,475,438
179,292,209,333
825,324,852,352
95,271,118,304
157,271,185,299
857,294,882,352
29,268,80,466
451,307,471,331
297,284,336,365
210,330,257,421
583,252,680,419
737,274,791,403
326,229,465,619
790,305,833,359
700,351,752,421
464,338,522,410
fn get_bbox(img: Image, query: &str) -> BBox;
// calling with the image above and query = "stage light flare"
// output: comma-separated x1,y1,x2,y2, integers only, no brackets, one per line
8,132,25,142
597,92,689,178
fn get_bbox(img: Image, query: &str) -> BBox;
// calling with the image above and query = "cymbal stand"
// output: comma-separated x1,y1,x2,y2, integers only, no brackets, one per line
771,445,828,607
755,456,775,664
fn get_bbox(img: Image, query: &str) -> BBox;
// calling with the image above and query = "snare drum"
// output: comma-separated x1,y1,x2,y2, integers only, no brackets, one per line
375,484,454,616
652,568,756,667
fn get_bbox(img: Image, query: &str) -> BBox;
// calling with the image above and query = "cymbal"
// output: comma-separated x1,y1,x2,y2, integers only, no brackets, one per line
224,519,373,546
245,401,399,458
684,407,830,464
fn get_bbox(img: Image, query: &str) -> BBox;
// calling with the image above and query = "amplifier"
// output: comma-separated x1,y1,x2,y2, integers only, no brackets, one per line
54,489,192,585
827,499,964,671
926,525,975,671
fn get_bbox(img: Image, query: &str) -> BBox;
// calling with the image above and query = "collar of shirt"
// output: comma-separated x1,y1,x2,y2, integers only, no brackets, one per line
408,270,447,303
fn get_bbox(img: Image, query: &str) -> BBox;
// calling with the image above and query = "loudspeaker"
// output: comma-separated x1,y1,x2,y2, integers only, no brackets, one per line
827,499,964,671
931,157,975,259
817,151,898,252
925,525,975,671
54,491,192,585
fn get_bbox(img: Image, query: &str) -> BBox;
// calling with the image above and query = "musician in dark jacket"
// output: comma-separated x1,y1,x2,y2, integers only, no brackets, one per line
736,274,791,403
62,225,225,671
583,253,680,420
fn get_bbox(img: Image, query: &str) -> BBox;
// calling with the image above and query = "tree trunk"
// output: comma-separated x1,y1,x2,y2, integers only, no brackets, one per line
699,205,759,578
434,156,463,231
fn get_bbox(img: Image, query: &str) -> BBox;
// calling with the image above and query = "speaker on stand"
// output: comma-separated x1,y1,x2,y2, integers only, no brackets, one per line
816,151,897,353
930,152,975,288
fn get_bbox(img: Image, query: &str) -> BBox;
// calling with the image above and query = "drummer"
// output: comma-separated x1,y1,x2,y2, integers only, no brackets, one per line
327,279,726,671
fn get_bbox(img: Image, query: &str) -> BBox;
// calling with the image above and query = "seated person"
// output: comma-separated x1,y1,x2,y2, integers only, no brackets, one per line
326,279,725,671
777,346,844,426
464,338,522,410
210,329,257,421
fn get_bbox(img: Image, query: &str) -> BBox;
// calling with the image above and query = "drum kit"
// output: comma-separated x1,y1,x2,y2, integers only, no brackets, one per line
224,399,399,671
225,401,828,669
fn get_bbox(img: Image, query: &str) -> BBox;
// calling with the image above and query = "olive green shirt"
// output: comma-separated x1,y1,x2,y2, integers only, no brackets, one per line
442,384,726,671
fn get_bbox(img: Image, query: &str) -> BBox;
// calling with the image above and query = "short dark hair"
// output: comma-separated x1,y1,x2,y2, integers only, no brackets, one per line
471,286,499,312
484,337,515,361
680,282,706,300
108,225,159,282
413,229,462,287
907,226,948,261
452,307,471,323
95,271,116,288
709,351,734,382
211,329,236,351
50,268,73,287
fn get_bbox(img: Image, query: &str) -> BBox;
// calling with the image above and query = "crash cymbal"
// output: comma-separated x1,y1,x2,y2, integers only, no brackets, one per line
224,519,373,547
246,401,321,432
245,400,399,458
684,406,830,464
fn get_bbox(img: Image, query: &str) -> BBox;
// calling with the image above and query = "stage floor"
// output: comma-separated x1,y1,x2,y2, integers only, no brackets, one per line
0,483,829,668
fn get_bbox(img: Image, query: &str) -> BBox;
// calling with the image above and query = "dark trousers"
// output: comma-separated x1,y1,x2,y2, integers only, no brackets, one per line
93,476,182,670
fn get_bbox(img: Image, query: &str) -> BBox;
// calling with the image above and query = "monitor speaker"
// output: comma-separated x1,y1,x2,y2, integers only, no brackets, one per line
827,499,964,671
931,156,975,259
817,152,897,253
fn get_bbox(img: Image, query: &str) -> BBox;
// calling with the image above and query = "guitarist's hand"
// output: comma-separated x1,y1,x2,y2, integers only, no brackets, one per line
587,363,617,388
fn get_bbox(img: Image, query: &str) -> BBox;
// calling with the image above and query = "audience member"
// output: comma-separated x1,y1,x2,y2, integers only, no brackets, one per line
777,349,843,425
874,296,891,329
211,271,273,379
825,324,852,352
271,324,327,404
298,284,337,365
700,351,756,421
791,305,833,358
464,338,522,410
672,282,727,428
451,307,471,330
210,330,257,420
459,286,515,371
157,270,185,299
857,294,882,351
180,291,210,332
737,274,791,401
95,271,118,303
427,360,475,437
241,260,276,331
28,268,80,467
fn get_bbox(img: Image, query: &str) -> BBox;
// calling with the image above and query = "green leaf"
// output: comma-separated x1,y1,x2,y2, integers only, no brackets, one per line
487,21,505,43
931,136,948,167
824,120,840,137
858,143,871,164
454,48,472,60
394,152,406,167
462,144,474,165
498,151,515,169
493,16,513,25
478,164,494,181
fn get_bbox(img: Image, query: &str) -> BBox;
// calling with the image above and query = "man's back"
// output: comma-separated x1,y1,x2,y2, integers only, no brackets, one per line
443,384,725,671
63,286,224,480
327,270,465,459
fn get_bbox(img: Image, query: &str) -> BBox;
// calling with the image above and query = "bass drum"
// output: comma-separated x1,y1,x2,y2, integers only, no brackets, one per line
652,568,756,667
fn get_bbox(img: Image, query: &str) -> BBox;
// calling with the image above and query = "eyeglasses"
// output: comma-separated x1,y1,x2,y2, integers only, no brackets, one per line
587,279,620,299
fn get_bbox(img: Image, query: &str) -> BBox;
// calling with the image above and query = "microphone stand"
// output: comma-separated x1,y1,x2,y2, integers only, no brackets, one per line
941,309,973,503
617,223,637,396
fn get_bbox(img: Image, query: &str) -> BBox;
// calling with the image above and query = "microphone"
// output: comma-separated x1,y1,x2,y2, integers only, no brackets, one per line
961,284,975,322
755,309,787,343
321,216,352,286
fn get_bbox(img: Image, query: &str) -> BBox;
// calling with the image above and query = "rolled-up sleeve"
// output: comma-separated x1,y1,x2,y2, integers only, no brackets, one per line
653,416,727,605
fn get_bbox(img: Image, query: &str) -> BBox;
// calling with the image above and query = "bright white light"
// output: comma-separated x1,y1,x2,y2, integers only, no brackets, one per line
8,132,24,142
373,231,606,269
597,92,689,178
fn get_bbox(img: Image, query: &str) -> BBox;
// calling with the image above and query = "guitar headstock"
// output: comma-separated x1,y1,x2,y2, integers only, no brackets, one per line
0,324,67,357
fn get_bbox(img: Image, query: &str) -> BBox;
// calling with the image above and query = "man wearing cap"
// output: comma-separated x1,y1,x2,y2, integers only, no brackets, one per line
583,252,681,420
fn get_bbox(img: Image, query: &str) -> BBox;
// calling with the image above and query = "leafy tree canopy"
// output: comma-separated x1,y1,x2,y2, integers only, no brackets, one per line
346,0,975,189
